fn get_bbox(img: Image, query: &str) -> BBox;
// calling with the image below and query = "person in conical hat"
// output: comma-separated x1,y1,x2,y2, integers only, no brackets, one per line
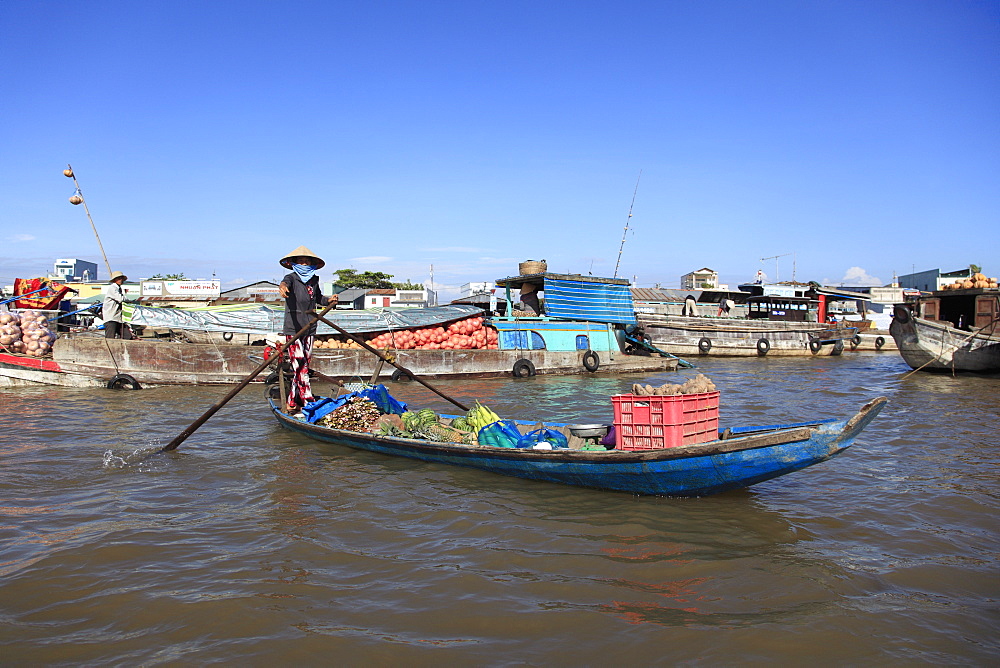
103,271,133,339
279,245,326,270
277,246,337,414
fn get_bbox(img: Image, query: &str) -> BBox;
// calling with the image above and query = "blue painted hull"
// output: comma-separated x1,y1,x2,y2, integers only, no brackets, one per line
269,397,886,497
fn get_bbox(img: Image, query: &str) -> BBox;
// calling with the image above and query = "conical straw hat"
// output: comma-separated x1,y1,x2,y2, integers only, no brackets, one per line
109,270,128,283
280,245,325,269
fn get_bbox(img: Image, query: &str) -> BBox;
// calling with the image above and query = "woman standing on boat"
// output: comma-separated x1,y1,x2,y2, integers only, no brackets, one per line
278,246,336,414
103,271,133,339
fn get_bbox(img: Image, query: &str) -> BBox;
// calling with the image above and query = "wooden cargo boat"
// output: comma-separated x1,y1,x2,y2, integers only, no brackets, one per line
638,294,858,357
269,391,887,497
0,271,680,388
889,287,1000,373
0,332,676,388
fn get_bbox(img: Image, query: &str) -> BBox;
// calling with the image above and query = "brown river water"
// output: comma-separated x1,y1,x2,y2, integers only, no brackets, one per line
1,352,997,664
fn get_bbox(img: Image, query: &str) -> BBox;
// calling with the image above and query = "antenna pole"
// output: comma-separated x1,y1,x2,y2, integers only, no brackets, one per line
66,164,112,278
614,170,642,279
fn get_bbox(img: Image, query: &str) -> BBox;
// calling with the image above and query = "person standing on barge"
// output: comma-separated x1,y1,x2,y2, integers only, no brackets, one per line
278,246,337,414
103,271,132,339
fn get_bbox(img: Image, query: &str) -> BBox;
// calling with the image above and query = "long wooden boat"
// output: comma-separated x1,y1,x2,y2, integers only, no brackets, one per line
0,333,676,388
269,393,887,496
637,313,858,357
889,288,1000,373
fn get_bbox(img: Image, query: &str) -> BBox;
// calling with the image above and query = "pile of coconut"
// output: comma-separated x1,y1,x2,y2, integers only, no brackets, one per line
631,373,717,396
0,311,58,356
941,273,998,290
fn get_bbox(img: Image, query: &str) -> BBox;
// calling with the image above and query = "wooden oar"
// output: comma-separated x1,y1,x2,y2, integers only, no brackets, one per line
311,312,470,412
160,302,337,452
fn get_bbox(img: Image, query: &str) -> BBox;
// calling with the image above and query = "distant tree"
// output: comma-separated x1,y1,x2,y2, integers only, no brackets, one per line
970,263,982,274
392,279,424,290
149,273,187,280
808,280,821,288
700,282,714,288
333,269,395,289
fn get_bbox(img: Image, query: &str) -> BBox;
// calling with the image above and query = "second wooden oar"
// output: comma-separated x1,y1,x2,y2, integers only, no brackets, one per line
311,312,470,412
160,302,337,452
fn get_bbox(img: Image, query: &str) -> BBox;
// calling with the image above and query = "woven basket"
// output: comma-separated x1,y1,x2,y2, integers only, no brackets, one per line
519,260,547,275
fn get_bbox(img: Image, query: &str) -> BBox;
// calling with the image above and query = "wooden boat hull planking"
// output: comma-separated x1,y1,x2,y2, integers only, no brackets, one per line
638,315,857,357
0,335,677,387
890,313,1000,373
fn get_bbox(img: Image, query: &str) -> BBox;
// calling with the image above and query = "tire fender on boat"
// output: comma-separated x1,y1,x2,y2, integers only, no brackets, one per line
107,373,141,390
222,331,234,341
832,339,845,355
875,336,885,349
851,334,862,347
582,350,600,372
512,358,536,378
756,338,770,356
391,368,413,382
809,338,822,353
698,337,712,355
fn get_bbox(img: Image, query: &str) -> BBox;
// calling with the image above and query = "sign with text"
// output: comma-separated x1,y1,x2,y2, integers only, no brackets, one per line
141,280,221,297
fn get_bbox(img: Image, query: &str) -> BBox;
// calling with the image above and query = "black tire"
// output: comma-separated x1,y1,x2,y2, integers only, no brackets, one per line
809,338,822,353
851,335,862,347
222,331,234,341
107,373,141,390
832,339,845,355
875,336,885,349
391,368,413,382
698,337,712,355
893,305,910,324
756,338,770,356
582,350,600,372
264,371,279,385
512,358,536,378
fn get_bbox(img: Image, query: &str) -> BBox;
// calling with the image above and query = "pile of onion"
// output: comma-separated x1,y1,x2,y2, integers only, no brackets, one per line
0,311,58,356
314,316,500,351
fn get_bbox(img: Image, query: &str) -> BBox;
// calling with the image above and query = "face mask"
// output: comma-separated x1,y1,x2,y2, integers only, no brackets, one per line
292,264,317,282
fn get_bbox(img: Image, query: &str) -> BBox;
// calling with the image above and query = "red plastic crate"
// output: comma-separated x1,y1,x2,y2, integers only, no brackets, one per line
611,391,720,450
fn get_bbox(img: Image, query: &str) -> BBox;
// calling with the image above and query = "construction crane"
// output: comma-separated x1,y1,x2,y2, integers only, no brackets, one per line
760,253,791,283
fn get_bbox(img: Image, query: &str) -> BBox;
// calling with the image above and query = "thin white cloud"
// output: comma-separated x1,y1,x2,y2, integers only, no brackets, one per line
8,234,35,242
423,247,482,253
840,266,882,286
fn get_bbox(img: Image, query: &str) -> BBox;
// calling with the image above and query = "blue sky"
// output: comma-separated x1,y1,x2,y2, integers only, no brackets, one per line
2,1,997,299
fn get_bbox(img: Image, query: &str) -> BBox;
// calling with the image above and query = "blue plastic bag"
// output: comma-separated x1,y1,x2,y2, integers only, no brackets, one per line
477,420,523,448
302,393,357,423
517,428,569,450
356,384,408,415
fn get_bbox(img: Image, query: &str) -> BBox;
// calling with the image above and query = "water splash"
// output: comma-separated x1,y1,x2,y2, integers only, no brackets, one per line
102,446,162,470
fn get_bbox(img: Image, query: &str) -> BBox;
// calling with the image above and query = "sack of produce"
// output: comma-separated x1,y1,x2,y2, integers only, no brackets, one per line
517,428,569,450
477,420,523,448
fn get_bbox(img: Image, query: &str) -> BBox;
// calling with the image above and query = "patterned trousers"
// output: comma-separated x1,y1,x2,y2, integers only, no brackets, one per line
285,335,315,411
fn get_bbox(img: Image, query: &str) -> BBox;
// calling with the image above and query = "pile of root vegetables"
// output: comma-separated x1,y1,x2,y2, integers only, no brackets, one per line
631,373,718,396
0,311,58,356
314,316,500,351
941,273,998,290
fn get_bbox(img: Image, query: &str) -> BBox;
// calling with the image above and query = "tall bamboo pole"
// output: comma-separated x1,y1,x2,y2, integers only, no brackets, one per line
65,164,112,278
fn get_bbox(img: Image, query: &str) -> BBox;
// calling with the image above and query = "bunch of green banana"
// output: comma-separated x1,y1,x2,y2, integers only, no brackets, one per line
466,401,501,432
